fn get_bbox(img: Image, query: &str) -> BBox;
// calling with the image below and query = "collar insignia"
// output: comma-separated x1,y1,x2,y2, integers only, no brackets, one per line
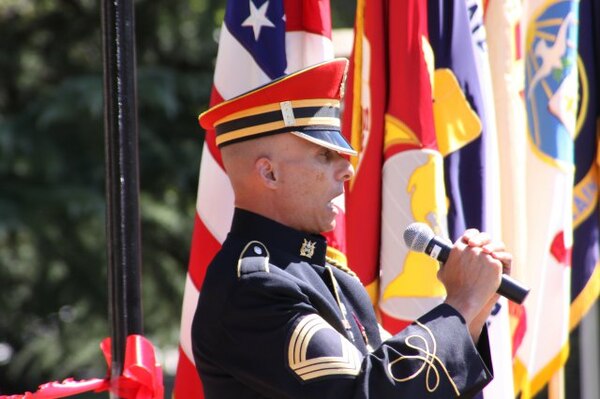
300,239,316,259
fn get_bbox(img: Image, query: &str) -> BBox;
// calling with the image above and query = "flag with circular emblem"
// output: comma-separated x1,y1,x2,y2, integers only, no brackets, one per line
512,1,580,397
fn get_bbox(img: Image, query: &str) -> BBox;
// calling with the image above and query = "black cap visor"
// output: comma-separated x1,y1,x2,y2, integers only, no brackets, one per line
291,129,357,156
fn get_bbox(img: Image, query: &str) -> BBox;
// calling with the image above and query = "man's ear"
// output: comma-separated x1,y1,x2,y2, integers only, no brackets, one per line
255,157,277,189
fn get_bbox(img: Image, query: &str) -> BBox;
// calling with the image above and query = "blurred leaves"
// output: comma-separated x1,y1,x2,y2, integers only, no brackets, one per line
0,0,218,392
0,0,354,393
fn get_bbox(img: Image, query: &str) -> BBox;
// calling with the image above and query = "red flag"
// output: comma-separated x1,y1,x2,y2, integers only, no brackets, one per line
343,0,447,334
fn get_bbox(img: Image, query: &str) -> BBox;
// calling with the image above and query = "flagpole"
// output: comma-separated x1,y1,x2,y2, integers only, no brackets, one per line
548,370,565,399
101,0,143,397
580,302,599,398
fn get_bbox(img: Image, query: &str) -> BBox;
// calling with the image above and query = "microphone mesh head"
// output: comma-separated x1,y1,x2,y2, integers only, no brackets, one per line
403,223,434,253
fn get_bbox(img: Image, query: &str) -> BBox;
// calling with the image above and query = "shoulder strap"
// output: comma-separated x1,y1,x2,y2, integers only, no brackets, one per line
237,240,270,278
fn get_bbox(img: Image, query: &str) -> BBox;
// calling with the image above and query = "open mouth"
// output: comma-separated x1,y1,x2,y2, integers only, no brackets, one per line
329,192,345,207
328,202,339,214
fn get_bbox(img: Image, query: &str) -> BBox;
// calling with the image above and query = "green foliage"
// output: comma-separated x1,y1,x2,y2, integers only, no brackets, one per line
0,0,354,393
0,0,218,392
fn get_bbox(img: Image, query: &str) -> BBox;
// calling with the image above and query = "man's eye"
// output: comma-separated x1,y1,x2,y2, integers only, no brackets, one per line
320,150,333,160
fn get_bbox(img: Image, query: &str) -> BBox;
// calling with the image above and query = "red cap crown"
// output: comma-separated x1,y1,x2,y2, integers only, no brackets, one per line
198,58,356,155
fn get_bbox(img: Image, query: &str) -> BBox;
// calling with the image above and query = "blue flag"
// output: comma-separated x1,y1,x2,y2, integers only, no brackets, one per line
571,0,600,328
428,0,496,240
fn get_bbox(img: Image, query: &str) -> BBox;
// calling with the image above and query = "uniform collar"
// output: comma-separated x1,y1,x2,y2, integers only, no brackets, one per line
230,208,327,266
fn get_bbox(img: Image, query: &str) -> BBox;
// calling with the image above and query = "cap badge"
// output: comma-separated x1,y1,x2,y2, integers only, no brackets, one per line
300,239,316,259
280,101,296,127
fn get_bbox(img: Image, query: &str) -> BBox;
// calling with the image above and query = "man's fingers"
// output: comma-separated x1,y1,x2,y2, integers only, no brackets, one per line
462,230,492,247
490,251,512,274
462,229,480,241
482,240,506,254
457,230,512,275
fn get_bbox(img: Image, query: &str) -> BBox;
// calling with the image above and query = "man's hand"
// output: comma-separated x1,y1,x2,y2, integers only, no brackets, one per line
439,229,512,342
465,232,512,341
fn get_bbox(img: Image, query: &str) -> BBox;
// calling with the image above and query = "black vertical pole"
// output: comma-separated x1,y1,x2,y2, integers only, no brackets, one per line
101,0,143,397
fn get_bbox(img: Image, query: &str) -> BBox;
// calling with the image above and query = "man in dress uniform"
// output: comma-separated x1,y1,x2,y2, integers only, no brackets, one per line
192,58,511,398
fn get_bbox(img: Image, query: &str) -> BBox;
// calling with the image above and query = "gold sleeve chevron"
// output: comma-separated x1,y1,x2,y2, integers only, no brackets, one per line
288,314,363,381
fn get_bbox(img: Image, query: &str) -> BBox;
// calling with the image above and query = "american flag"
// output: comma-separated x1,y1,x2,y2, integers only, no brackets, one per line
172,1,336,397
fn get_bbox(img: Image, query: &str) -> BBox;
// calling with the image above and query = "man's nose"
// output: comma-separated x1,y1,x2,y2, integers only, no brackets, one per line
338,156,355,182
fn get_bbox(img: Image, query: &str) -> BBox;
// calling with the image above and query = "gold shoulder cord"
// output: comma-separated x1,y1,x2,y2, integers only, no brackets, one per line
325,257,372,351
324,265,355,343
325,255,359,279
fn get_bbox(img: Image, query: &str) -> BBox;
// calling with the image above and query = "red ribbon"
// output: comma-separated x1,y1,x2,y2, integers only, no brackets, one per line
0,335,163,399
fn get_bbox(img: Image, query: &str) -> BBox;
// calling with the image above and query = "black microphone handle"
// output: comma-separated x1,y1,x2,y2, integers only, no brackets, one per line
424,236,530,304
424,236,451,262
498,274,530,304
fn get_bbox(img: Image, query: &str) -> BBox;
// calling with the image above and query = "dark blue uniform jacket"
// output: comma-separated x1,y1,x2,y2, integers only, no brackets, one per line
192,208,493,398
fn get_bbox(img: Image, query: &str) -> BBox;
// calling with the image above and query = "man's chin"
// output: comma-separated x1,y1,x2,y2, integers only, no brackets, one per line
320,220,336,234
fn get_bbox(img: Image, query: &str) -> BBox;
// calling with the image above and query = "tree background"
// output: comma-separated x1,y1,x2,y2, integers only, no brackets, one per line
0,0,355,395
0,0,589,398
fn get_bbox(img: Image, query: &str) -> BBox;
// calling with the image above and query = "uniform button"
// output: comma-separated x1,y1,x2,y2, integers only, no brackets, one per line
254,246,263,255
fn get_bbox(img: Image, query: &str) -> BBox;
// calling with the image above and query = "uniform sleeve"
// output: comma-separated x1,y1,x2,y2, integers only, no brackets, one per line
214,270,492,398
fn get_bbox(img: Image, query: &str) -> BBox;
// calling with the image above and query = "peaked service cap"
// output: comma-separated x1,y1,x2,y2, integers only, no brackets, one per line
198,58,357,156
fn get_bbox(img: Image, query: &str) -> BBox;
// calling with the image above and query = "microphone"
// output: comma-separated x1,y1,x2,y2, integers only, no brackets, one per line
403,222,530,304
